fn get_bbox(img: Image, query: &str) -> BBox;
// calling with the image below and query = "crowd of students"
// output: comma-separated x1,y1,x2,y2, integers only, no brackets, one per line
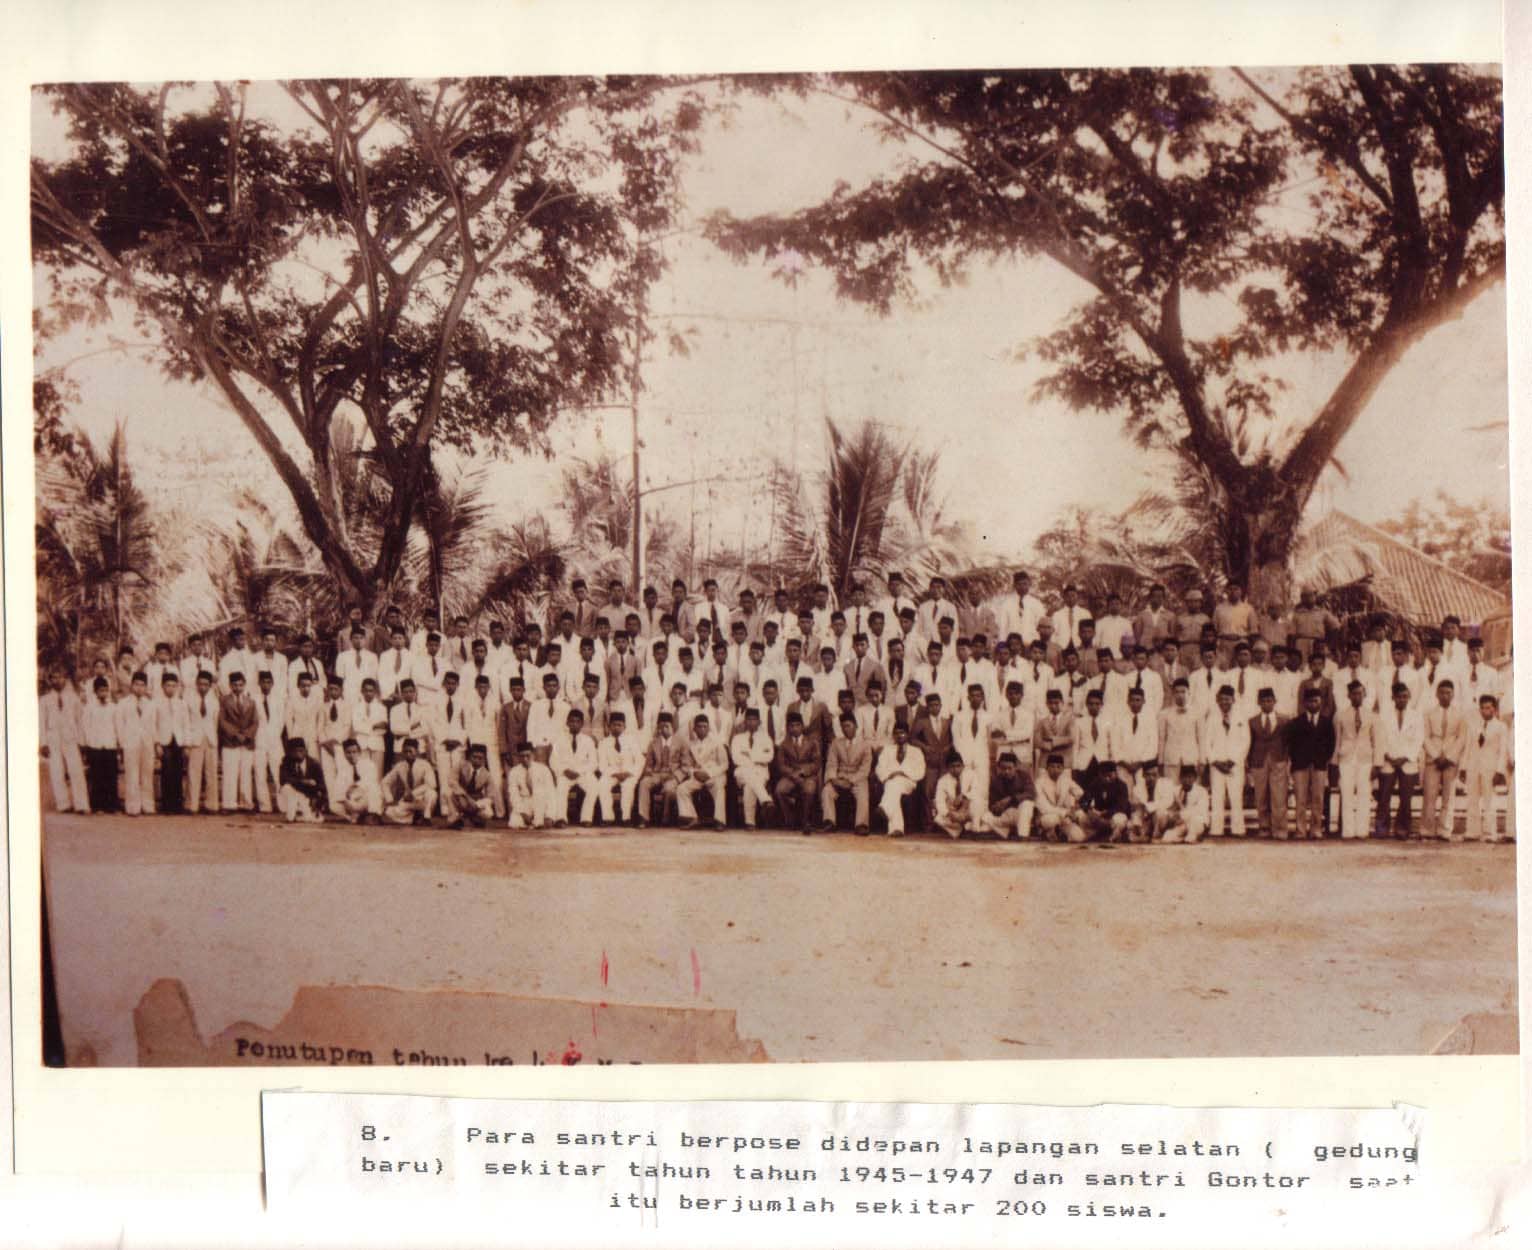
38,570,1515,843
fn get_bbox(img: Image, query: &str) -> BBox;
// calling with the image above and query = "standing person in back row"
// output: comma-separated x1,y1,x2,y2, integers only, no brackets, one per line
1289,589,1340,661
1213,584,1257,667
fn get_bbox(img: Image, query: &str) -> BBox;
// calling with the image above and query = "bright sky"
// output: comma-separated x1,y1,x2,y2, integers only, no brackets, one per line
33,81,1510,567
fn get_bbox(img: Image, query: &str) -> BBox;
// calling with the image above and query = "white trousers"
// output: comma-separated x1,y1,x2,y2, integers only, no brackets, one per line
221,747,254,810
186,745,220,813
979,799,1034,839
46,742,90,812
279,785,325,823
1208,765,1245,836
253,737,284,811
434,746,465,817
878,776,919,833
1464,769,1502,840
735,763,771,824
122,739,156,815
598,775,639,822
1336,759,1371,839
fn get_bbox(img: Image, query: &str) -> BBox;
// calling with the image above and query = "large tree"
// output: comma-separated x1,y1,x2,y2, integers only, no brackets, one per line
707,67,1504,601
32,77,703,610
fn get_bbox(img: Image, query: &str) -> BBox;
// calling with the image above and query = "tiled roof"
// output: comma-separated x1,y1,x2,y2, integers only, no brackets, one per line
1308,511,1510,627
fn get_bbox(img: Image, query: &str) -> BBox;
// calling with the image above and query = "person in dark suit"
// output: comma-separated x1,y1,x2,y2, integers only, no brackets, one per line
1246,687,1291,838
909,691,954,806
773,712,824,833
1284,687,1336,839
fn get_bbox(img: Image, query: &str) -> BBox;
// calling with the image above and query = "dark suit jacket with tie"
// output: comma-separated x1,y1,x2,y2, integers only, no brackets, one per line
909,711,952,770
1247,711,1290,768
1284,711,1336,771
498,699,531,758
776,734,823,787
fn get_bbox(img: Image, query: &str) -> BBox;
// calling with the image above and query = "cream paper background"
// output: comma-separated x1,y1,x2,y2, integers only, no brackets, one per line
0,0,1526,1242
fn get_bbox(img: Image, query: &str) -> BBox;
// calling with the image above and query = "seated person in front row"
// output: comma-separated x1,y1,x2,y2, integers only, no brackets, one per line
1159,764,1211,845
932,749,975,838
1080,757,1131,842
330,738,383,824
507,740,558,830
277,739,328,823
1034,751,1085,841
977,750,1035,841
450,743,497,829
381,737,438,826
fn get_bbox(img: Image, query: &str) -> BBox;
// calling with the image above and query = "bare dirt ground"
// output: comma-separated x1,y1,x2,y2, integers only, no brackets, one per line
41,810,1517,1066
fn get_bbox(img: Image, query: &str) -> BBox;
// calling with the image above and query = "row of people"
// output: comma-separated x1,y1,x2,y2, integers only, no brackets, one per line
44,660,1513,843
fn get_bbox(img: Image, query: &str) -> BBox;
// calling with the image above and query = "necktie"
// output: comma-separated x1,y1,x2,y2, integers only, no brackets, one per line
1132,714,1138,733
1010,708,1016,728
897,745,906,763
432,658,438,676
1355,710,1361,730
572,733,578,756
856,659,863,681
1429,664,1436,683
960,662,967,684
1238,672,1245,695
1091,720,1098,742
1135,673,1142,690
1033,663,1040,681
615,735,622,755
395,652,401,672
1398,710,1404,729
1479,731,1486,747
330,703,337,722
447,697,454,722
201,695,207,716
971,711,978,736
263,696,270,719
1394,667,1401,688
1223,716,1230,730
1472,664,1479,681
768,709,776,739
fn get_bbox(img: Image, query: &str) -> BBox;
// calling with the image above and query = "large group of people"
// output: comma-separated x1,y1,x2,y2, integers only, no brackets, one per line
39,570,1515,844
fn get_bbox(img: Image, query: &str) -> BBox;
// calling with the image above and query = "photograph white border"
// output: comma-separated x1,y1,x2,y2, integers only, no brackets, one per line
1,0,1524,1238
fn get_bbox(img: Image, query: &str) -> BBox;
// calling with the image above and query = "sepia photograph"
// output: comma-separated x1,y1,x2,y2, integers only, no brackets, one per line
29,66,1515,1069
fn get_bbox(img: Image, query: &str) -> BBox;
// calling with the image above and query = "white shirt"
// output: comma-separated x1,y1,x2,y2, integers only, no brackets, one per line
1050,604,1086,649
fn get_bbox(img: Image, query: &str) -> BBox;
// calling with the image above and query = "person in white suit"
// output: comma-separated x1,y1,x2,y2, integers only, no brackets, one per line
183,670,221,813
1461,694,1511,842
283,669,324,756
334,627,379,703
596,710,644,823
114,671,157,816
1160,765,1211,844
549,708,600,826
1202,685,1250,837
729,707,776,828
40,669,90,813
329,739,383,823
875,720,926,836
1331,679,1377,840
1130,759,1178,840
251,670,287,814
1419,678,1469,840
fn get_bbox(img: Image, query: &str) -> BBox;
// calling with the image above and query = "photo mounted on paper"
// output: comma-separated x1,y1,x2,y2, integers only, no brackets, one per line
29,67,1513,1069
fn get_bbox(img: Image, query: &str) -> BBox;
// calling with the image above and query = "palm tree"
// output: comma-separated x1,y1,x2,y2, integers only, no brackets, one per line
557,452,684,591
35,419,157,668
769,417,975,599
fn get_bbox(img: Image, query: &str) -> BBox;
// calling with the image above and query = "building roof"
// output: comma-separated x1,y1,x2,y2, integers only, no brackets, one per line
1307,510,1510,627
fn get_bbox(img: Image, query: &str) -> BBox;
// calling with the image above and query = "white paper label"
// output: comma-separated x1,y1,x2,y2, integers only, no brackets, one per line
261,1093,1443,1247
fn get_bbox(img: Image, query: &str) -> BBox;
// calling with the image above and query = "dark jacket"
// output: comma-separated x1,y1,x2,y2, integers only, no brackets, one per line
1284,711,1336,771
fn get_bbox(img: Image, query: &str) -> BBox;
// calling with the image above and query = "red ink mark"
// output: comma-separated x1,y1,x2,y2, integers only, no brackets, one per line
562,1039,582,1065
690,947,701,996
600,950,609,987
